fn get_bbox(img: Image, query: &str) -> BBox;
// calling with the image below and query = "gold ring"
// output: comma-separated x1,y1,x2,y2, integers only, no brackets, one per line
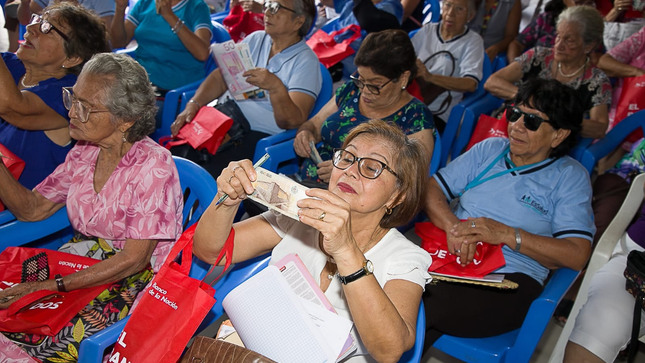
318,211,326,221
455,249,461,254
471,220,476,228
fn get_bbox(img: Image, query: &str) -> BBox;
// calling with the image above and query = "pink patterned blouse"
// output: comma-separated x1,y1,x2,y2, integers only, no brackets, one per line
35,137,184,272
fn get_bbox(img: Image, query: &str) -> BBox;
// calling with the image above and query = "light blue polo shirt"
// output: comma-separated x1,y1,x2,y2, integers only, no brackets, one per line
232,31,322,135
433,137,595,284
127,0,212,90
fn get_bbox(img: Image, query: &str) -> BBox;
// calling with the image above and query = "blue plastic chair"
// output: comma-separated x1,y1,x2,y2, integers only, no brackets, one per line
150,22,232,141
251,62,334,164
578,109,645,174
440,54,493,167
431,267,579,363
421,0,441,24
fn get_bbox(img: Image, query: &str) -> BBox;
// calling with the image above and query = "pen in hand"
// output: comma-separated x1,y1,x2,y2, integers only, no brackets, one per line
215,153,270,206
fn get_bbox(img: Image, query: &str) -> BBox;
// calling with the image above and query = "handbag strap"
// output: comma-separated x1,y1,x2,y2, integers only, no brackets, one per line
164,224,235,280
328,24,362,45
6,289,57,316
159,135,189,150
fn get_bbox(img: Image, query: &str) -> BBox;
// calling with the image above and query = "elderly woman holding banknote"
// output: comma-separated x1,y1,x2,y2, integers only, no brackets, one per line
194,120,432,362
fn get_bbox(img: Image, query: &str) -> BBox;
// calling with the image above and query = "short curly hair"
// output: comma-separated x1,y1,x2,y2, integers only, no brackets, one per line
81,53,157,142
341,120,427,229
44,3,110,75
513,78,583,158
354,29,418,84
557,5,604,48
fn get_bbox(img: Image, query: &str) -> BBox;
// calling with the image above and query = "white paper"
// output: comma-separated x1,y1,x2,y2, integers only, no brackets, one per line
210,41,258,97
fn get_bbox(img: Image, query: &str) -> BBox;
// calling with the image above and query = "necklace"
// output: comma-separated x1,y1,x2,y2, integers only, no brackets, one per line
20,75,39,88
557,57,588,78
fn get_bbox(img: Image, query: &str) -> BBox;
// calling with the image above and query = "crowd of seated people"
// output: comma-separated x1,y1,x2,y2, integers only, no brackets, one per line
3,0,645,361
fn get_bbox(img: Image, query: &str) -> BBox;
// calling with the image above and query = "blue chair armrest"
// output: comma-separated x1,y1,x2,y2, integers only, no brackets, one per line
211,11,228,24
0,210,16,225
253,129,298,163
262,140,298,173
151,80,205,142
78,318,130,363
452,93,504,157
0,208,71,251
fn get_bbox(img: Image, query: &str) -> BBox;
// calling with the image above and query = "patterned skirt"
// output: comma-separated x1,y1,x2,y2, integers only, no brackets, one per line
2,234,154,362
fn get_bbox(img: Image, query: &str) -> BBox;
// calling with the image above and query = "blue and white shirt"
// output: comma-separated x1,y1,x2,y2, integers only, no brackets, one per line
434,137,595,284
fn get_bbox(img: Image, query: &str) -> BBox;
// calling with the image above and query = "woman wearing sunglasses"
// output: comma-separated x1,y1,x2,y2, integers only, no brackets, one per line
111,0,212,92
421,78,595,347
294,29,435,185
0,3,109,190
194,120,431,362
172,0,321,177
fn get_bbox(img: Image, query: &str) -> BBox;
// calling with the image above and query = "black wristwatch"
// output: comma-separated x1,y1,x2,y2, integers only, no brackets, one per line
337,260,374,285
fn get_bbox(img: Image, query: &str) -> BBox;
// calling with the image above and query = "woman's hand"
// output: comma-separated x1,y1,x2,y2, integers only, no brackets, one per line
171,101,201,136
0,281,49,309
243,68,282,92
613,0,631,12
293,129,315,158
156,0,173,16
115,0,129,10
241,0,263,12
297,188,357,258
448,217,514,266
316,160,333,183
215,160,258,207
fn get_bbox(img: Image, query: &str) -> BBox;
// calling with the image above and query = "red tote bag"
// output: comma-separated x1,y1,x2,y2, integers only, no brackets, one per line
465,113,509,151
415,221,506,278
222,5,265,43
306,24,362,68
160,106,233,155
0,143,26,211
109,224,234,363
0,247,110,336
613,75,645,143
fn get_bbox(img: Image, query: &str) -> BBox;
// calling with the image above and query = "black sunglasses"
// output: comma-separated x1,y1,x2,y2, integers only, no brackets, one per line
350,73,393,96
505,106,552,132
263,1,297,14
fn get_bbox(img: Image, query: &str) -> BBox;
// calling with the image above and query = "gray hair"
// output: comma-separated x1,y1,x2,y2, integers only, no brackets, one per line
557,5,604,48
80,53,157,142
291,0,315,38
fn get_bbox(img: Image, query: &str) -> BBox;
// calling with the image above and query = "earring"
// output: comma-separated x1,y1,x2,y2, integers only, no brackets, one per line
401,86,406,90
385,206,393,215
122,132,127,143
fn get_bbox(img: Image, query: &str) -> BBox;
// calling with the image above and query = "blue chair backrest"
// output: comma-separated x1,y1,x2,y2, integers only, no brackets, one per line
579,110,645,173
399,301,426,363
421,0,441,24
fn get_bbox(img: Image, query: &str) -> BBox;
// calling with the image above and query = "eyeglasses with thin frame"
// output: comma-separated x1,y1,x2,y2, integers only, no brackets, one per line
332,148,398,179
62,87,110,123
350,73,393,95
505,105,553,132
263,1,297,14
29,13,69,42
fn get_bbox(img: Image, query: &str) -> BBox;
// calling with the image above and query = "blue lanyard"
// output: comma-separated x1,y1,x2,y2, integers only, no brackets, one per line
457,147,546,198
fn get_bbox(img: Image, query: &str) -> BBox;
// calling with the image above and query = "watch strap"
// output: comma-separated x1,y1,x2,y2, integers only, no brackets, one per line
337,260,372,285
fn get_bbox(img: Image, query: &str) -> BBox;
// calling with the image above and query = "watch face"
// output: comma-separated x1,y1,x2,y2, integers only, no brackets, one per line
365,260,374,274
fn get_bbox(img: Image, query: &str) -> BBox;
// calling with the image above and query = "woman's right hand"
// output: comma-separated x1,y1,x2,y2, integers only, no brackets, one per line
215,160,258,207
115,0,129,10
293,129,315,158
171,101,200,136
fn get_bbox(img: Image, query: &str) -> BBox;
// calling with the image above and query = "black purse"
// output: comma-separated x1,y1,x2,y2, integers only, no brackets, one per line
623,250,645,363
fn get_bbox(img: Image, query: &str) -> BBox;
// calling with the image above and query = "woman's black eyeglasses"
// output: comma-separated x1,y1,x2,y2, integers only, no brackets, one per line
350,73,393,95
29,13,69,42
505,106,552,132
263,1,297,14
332,149,398,179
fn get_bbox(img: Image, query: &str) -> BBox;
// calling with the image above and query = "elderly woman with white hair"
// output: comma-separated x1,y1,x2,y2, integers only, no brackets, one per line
0,53,184,361
485,5,612,139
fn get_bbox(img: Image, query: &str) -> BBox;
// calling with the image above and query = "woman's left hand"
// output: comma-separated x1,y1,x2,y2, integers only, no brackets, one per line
0,281,49,309
297,188,357,258
449,217,513,265
243,68,282,92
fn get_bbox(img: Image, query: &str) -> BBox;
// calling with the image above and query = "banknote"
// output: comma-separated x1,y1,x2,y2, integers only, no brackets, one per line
309,140,323,165
248,168,310,220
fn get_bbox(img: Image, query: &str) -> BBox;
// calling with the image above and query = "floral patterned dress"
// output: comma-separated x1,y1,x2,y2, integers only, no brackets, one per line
299,81,436,182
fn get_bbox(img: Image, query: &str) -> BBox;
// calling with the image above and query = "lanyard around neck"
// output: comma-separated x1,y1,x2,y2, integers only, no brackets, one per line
458,146,546,197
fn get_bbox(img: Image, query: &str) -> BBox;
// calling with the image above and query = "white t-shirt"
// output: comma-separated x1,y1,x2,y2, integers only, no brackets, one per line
263,211,432,362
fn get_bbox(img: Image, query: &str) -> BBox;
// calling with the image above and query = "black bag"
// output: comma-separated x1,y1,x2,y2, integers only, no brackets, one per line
416,50,456,116
624,250,645,363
